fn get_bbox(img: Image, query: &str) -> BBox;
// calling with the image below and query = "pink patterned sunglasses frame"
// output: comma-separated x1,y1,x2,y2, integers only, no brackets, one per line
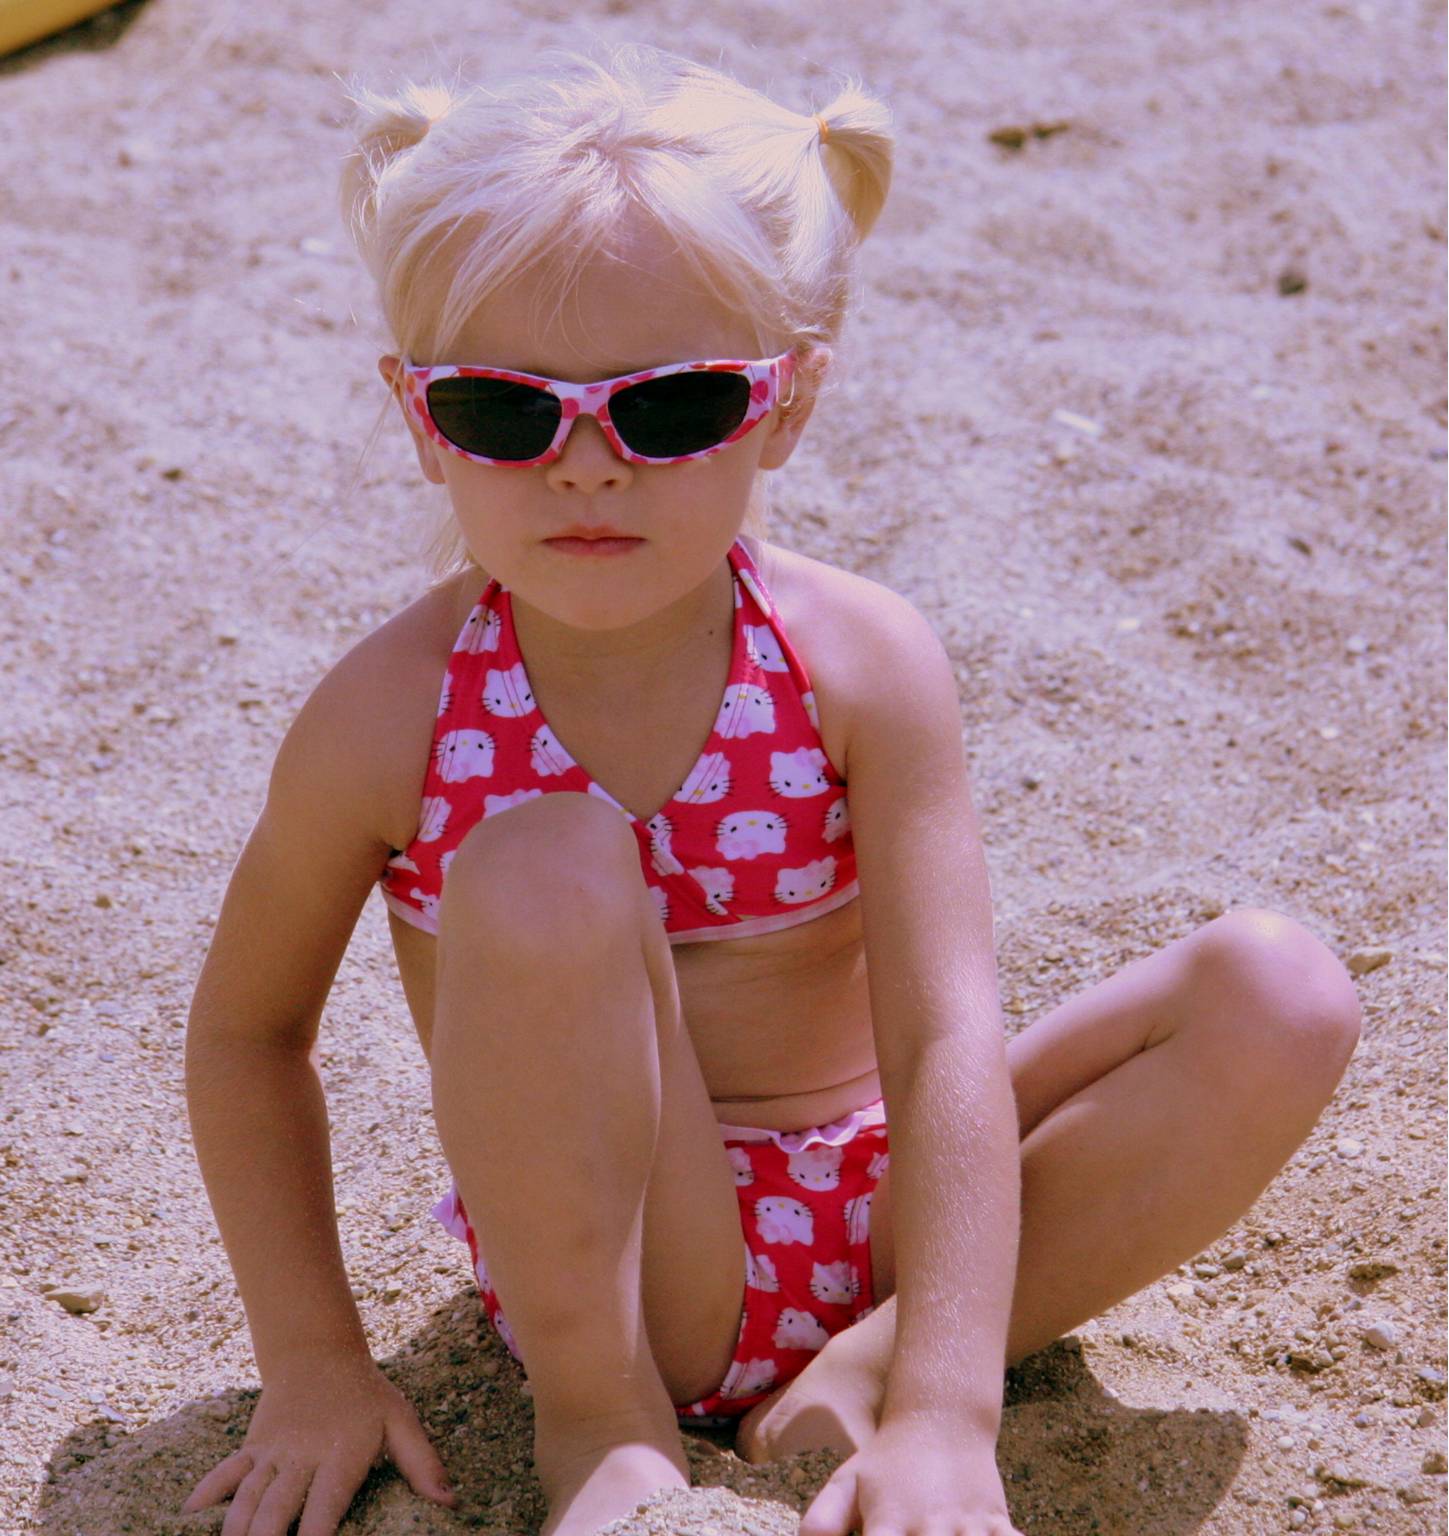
397,349,798,468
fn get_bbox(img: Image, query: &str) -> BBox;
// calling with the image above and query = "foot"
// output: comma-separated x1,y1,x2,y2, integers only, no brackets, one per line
534,1416,691,1536
734,1306,892,1464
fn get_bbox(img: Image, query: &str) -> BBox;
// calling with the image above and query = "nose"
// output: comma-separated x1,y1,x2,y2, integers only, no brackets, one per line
546,408,632,490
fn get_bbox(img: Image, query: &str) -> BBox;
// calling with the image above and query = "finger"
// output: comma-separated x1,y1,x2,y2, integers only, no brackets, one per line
219,1461,279,1536
180,1449,255,1513
297,1466,372,1536
798,1466,859,1536
249,1463,314,1536
385,1408,458,1506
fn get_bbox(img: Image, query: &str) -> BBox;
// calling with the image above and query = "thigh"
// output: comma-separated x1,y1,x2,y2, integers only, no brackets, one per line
446,792,749,1406
634,882,751,1406
867,918,1214,1302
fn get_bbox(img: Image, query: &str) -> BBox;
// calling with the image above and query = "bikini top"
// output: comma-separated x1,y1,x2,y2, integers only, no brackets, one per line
378,535,859,945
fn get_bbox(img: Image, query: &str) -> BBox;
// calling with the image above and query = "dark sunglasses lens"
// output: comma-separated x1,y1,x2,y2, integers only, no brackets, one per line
609,371,753,458
425,377,561,461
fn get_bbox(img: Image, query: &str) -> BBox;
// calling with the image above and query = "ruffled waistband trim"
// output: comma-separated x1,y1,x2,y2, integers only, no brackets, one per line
714,1095,886,1151
429,1097,888,1244
430,1184,470,1245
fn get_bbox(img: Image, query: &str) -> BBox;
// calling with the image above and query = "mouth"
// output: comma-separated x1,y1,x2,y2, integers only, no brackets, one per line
545,528,641,541
543,535,646,556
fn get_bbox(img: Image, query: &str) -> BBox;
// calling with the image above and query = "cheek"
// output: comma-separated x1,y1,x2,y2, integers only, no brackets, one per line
440,458,511,507
686,437,765,495
439,468,511,548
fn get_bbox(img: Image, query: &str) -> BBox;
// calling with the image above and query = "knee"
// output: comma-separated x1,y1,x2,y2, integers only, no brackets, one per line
1189,907,1363,1085
437,792,645,954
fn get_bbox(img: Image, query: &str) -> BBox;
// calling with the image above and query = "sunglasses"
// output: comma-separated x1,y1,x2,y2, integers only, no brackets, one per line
396,349,798,467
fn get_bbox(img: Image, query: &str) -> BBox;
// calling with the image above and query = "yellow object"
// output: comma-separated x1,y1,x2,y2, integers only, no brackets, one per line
0,0,120,58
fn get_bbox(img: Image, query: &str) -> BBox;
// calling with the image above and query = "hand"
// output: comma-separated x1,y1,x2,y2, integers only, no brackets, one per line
179,1348,458,1534
799,1417,1024,1536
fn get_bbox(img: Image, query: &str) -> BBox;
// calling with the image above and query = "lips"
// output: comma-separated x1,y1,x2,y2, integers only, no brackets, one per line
547,525,639,541
545,536,644,556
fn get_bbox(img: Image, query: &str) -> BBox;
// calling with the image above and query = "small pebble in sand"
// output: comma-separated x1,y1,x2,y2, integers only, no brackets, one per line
1361,1321,1398,1350
1423,1451,1448,1474
1051,408,1102,437
1336,1138,1364,1159
116,137,157,167
41,1285,105,1315
1346,947,1393,976
1348,1260,1399,1281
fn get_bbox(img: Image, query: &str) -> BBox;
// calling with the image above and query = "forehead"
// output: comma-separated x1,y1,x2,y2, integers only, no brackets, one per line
448,219,760,381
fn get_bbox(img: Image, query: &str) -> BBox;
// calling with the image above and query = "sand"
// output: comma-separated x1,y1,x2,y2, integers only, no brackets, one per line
1,0,1445,1531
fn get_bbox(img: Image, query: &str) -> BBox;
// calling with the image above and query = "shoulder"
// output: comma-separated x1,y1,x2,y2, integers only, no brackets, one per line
276,566,485,851
747,536,957,778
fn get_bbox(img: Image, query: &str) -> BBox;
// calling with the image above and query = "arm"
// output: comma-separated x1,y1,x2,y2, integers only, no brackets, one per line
842,587,1019,1433
185,645,402,1381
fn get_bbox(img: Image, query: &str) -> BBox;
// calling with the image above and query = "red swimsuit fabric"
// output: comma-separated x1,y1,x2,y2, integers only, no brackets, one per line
431,1099,889,1426
377,535,860,944
405,534,882,1424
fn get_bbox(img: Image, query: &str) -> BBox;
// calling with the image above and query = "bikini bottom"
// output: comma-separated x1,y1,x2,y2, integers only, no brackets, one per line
429,1096,889,1428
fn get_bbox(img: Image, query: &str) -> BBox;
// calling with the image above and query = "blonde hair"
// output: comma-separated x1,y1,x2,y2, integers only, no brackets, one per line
338,41,894,584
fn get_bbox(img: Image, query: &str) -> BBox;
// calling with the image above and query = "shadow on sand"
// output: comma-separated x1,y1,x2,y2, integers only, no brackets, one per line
27,1312,1249,1534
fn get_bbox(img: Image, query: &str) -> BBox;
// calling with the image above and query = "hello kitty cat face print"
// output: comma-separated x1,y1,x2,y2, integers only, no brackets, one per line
380,536,860,946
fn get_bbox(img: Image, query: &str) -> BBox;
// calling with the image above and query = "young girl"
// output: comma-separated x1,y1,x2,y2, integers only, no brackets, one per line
180,40,1363,1536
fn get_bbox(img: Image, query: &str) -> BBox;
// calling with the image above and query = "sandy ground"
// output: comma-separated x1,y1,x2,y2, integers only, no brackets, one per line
1,0,1446,1531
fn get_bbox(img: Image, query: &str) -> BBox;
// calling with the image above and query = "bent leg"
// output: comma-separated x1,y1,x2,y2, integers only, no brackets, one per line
428,793,746,1527
991,904,1362,1364
739,907,1362,1461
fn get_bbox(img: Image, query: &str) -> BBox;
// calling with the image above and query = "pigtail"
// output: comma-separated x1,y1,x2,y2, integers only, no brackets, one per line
808,87,894,245
338,77,467,282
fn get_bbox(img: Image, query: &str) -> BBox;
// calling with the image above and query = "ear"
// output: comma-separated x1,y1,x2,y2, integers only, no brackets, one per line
379,354,447,486
756,346,831,472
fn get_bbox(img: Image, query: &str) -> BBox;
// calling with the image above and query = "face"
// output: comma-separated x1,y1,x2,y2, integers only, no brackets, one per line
379,216,826,633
